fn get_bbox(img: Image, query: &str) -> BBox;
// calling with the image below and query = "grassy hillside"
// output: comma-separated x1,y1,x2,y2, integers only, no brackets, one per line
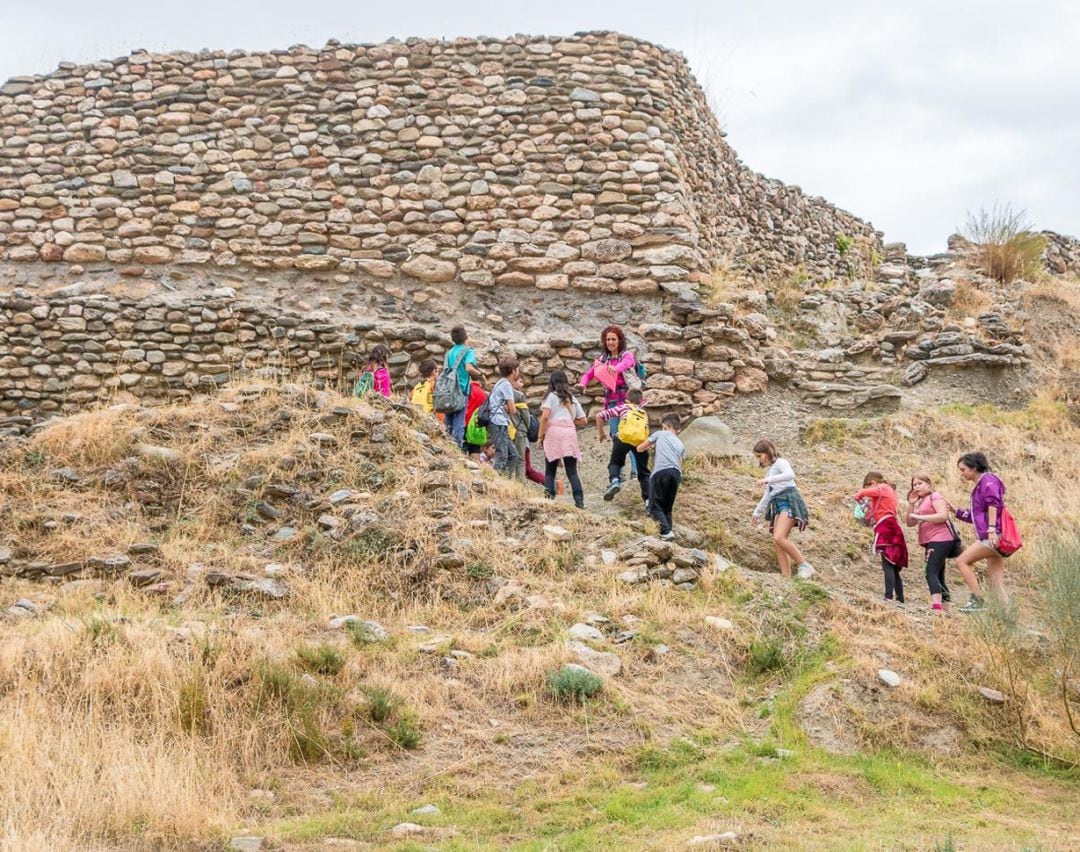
1,379,1079,850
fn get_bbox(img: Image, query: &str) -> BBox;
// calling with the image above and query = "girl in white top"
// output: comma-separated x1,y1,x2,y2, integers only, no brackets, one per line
750,439,815,579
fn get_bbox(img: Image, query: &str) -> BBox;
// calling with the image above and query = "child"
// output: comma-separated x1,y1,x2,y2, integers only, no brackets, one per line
905,472,958,612
478,442,496,466
636,413,685,542
409,359,437,414
538,370,588,508
487,357,519,476
510,376,531,482
357,344,392,399
750,439,814,579
855,472,909,604
461,382,489,456
596,387,650,504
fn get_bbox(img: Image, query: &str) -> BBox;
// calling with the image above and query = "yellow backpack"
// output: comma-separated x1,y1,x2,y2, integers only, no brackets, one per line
617,406,649,446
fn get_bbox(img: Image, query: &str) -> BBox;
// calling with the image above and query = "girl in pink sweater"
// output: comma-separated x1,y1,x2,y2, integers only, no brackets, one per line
359,344,392,398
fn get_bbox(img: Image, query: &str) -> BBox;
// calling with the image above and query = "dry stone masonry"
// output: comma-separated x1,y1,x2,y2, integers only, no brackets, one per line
0,32,874,287
0,286,777,425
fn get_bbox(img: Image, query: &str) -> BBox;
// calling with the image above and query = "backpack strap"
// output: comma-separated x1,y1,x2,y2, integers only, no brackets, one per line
446,346,469,372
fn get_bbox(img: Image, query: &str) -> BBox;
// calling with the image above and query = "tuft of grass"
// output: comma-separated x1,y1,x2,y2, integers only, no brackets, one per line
177,676,210,735
387,714,422,750
466,560,495,580
962,204,1047,284
295,643,346,676
363,687,396,724
802,417,863,447
748,637,786,676
546,666,603,704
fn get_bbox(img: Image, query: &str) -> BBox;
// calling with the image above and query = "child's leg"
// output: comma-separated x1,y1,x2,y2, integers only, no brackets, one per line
772,514,807,566
659,470,680,530
882,554,898,600
925,543,947,606
772,513,798,576
986,554,1008,602
512,435,526,480
564,456,584,507
544,458,559,498
492,425,513,474
632,448,651,501
608,440,630,483
647,474,668,532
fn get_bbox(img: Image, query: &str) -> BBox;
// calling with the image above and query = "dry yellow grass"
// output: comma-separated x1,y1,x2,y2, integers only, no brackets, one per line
1,379,1079,848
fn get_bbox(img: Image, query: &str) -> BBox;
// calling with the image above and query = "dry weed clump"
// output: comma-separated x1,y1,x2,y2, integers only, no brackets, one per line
962,204,1047,284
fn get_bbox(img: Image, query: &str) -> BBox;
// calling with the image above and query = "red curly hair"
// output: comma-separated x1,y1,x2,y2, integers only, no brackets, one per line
599,324,626,356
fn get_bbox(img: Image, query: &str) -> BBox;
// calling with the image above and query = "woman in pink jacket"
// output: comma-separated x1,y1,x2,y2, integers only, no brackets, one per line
580,325,638,474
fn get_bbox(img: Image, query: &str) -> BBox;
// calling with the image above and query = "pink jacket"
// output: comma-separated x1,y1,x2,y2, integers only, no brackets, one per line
371,366,391,398
580,351,636,389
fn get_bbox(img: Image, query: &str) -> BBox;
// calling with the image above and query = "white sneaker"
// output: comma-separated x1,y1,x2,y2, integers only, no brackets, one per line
796,562,816,580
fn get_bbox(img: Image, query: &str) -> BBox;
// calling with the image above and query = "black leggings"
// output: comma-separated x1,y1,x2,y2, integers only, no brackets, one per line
924,541,953,601
545,456,583,505
882,555,904,603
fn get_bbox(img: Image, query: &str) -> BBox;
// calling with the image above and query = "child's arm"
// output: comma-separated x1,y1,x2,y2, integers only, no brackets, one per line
758,458,795,487
635,435,655,454
537,407,551,443
595,411,608,441
853,483,889,501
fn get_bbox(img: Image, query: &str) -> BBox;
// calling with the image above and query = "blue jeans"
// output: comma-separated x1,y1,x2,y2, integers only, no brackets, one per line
608,415,638,474
490,424,517,475
445,406,467,447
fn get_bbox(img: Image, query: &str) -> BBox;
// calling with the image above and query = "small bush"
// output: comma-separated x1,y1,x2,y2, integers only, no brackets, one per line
387,714,422,750
364,686,396,723
802,418,859,447
466,561,495,580
963,204,1046,284
295,643,346,676
546,665,603,704
748,637,786,676
835,233,854,255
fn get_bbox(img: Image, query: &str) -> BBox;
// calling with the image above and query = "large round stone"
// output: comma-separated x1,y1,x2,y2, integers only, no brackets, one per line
401,255,456,283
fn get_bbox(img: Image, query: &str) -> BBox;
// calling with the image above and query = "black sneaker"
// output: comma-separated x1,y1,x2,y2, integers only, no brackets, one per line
959,595,985,614
574,498,585,509
603,479,622,502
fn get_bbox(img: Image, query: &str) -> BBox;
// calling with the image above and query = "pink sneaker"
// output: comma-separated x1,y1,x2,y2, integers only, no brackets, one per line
931,602,943,612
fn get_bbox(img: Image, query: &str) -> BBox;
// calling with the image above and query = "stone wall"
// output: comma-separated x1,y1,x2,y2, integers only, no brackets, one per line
1042,231,1080,277
0,288,771,428
0,31,877,297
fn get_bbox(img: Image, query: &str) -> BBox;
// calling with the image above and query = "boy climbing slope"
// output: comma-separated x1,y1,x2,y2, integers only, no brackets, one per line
637,413,685,542
596,387,651,504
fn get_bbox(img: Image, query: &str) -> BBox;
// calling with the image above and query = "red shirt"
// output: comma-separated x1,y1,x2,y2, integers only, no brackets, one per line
855,482,899,526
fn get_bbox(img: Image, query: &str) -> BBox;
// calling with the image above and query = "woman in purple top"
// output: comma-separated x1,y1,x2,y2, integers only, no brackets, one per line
948,451,1008,612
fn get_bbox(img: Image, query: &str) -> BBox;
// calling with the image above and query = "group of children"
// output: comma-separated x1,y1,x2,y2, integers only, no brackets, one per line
851,453,1019,612
356,326,687,541
358,333,1020,609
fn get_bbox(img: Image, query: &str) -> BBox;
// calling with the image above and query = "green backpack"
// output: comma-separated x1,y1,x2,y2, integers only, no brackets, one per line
353,370,374,398
465,411,489,446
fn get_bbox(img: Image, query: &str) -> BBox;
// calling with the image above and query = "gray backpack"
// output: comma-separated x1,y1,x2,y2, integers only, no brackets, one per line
433,348,469,414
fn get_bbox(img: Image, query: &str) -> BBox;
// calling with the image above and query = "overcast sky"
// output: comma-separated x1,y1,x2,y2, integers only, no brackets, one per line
2,0,1076,254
